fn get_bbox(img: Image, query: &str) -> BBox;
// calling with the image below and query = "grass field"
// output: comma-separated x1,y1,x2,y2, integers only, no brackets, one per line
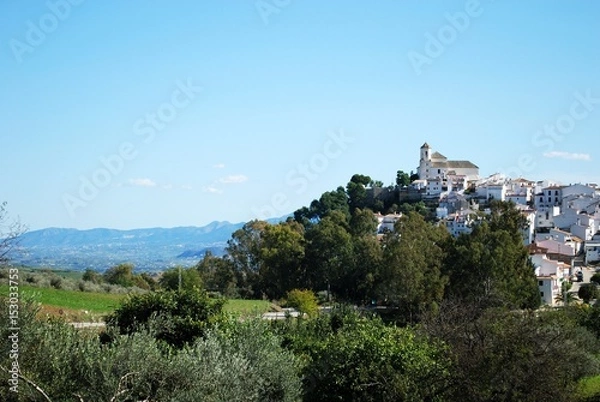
223,299,273,315
0,285,273,320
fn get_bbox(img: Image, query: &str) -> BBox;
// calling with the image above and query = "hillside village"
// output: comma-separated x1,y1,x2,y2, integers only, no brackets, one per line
371,142,600,307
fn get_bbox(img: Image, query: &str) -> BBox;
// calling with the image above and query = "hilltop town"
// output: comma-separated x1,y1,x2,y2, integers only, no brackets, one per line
369,142,600,307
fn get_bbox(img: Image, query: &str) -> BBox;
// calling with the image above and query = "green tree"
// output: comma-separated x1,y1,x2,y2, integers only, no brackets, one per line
300,311,453,402
378,212,449,323
294,186,350,225
346,174,372,212
196,252,238,297
347,234,383,304
159,266,203,291
424,303,600,402
82,268,103,284
103,263,136,287
304,211,353,300
349,207,378,237
396,170,410,187
258,221,306,299
225,220,268,297
590,273,600,286
105,289,225,348
579,283,599,304
286,289,319,317
445,201,540,310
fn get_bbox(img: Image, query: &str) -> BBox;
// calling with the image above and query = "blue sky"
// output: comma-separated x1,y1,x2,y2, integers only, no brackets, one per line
1,0,599,230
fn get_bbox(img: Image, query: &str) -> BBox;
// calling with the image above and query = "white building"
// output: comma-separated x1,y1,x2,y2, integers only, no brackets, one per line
535,206,560,230
417,143,479,182
585,241,600,265
531,254,569,307
425,178,444,198
518,206,536,246
441,210,477,237
375,212,403,234
535,228,583,257
535,186,564,209
562,183,597,199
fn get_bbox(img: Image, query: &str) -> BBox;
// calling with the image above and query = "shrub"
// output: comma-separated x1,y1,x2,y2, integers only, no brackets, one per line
82,268,103,284
50,277,62,289
0,296,302,402
580,284,600,304
300,311,452,401
286,289,319,318
159,267,203,291
105,289,225,348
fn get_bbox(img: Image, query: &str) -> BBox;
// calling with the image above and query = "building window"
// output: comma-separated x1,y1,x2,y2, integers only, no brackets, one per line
555,190,559,195
538,281,543,286
540,291,544,297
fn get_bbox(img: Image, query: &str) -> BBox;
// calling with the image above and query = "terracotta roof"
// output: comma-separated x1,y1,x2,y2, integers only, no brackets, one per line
431,151,447,160
431,160,479,169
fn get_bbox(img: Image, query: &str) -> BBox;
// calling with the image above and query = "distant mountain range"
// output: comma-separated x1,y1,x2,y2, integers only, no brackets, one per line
10,218,284,271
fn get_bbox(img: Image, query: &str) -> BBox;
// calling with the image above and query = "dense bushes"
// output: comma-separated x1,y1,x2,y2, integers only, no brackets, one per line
104,288,226,348
0,296,302,402
3,293,600,401
276,308,453,402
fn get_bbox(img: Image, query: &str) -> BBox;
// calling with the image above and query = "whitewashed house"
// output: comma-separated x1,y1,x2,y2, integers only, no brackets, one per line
585,241,600,265
374,212,403,234
426,178,444,198
518,206,536,246
441,210,477,237
535,206,560,231
531,254,569,307
506,178,535,205
562,184,597,199
535,228,583,257
535,186,564,209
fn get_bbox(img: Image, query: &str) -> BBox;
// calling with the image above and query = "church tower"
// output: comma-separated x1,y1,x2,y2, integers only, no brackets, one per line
419,142,431,179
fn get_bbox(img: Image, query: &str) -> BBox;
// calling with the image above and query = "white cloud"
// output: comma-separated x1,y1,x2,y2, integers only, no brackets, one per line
203,186,222,194
129,178,157,187
218,174,248,184
213,163,226,169
543,151,591,161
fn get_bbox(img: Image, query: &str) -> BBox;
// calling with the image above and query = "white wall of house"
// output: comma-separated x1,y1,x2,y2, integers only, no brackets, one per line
426,179,443,197
553,209,580,230
585,242,600,264
535,206,560,230
531,254,569,277
486,185,506,201
521,211,536,246
507,194,529,205
562,184,596,199
536,238,578,257
571,224,594,242
537,277,559,306
535,187,563,209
